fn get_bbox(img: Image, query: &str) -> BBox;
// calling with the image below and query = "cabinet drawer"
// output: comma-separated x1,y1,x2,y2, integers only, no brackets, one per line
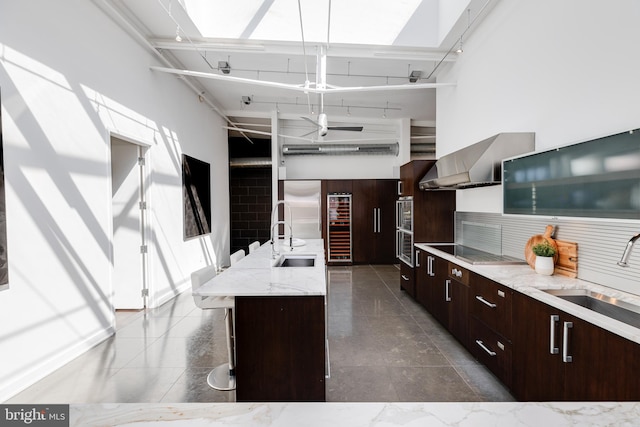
400,262,415,297
471,273,512,340
470,318,512,390
447,262,469,285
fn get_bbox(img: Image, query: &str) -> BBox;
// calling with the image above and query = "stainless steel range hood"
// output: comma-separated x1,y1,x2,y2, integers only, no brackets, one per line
419,132,535,190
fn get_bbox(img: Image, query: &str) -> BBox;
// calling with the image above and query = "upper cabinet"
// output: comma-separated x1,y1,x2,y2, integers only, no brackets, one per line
503,128,640,220
399,160,434,197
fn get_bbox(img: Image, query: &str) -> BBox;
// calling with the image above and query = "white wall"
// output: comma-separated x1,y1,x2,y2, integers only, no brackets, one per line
0,0,229,400
437,0,640,213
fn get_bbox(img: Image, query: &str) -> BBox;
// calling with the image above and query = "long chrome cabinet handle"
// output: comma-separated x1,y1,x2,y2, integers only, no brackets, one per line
427,256,434,277
445,279,451,302
549,315,559,354
401,275,409,281
373,209,377,233
475,295,497,308
377,208,381,233
475,340,497,356
562,321,573,363
415,250,420,267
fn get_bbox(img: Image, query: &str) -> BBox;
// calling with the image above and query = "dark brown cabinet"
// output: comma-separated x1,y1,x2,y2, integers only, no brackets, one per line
399,160,456,243
468,273,513,389
322,179,395,264
414,248,428,308
447,262,469,348
399,160,432,197
415,250,446,314
235,295,326,401
512,292,640,401
400,261,415,297
352,179,396,264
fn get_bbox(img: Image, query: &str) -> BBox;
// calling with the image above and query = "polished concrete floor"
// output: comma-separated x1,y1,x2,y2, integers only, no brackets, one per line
7,265,514,403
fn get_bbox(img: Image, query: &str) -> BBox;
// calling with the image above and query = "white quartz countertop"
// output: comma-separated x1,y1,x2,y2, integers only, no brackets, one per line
71,402,640,426
193,239,327,297
415,243,640,345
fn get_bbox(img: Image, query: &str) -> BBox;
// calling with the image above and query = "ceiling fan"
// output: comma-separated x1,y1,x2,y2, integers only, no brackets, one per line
300,92,363,137
301,113,363,137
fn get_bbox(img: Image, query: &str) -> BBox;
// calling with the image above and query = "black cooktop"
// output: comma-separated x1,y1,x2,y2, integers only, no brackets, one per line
425,244,526,265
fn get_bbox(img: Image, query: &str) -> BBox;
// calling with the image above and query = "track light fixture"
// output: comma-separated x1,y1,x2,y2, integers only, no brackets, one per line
175,25,182,42
218,61,231,74
456,37,463,53
409,70,422,83
241,96,252,105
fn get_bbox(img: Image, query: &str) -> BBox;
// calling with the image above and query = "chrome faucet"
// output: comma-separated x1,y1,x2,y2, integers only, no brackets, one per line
270,221,293,258
617,233,640,267
270,200,294,258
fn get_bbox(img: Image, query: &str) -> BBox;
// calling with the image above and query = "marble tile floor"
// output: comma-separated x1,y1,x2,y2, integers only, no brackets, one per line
6,264,514,404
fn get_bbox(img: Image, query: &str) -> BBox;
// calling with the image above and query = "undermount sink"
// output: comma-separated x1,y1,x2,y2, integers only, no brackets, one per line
274,254,316,267
542,289,640,328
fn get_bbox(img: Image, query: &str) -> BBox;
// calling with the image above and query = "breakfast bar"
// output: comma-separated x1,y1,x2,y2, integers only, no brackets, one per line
193,239,328,402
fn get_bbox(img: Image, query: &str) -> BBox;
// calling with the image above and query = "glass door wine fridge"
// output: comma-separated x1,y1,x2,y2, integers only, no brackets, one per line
327,193,352,262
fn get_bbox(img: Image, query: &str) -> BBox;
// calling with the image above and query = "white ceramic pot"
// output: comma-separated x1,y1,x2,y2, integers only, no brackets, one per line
535,255,555,275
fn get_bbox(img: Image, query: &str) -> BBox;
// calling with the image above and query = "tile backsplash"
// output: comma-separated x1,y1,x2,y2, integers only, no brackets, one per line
455,211,640,296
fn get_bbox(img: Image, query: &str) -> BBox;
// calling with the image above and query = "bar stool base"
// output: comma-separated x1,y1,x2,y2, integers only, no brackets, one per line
207,363,236,391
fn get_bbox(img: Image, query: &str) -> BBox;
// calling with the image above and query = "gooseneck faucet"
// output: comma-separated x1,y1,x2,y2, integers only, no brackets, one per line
270,200,294,259
271,221,293,259
617,233,640,267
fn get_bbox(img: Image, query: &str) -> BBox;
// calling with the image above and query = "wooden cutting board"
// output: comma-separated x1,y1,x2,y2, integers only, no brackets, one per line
554,240,578,277
524,225,558,269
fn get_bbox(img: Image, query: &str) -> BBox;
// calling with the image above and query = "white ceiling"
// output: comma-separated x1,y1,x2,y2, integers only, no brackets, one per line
100,0,495,140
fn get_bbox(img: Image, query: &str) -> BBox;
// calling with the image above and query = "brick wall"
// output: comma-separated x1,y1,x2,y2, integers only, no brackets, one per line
229,167,272,255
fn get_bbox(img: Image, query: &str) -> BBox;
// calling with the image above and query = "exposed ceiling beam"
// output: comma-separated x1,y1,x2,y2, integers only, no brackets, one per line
150,66,455,94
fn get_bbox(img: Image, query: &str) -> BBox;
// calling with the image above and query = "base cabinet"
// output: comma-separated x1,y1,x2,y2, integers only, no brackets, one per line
412,250,640,401
447,263,469,348
512,292,640,401
235,296,326,401
470,318,513,389
400,261,415,298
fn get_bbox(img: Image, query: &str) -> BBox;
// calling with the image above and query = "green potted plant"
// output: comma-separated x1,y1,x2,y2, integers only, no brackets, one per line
532,240,556,275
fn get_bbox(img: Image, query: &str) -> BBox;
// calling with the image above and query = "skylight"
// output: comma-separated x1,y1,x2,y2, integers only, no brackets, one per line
182,0,448,48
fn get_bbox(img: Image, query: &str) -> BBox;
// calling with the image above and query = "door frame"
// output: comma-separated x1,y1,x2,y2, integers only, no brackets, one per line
107,130,151,310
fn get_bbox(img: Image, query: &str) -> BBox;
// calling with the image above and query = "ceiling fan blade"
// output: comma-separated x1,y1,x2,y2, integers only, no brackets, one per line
327,126,364,132
301,116,320,128
299,129,318,138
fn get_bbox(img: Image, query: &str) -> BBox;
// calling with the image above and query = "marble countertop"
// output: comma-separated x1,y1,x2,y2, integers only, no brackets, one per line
194,239,327,297
70,402,640,426
415,243,640,344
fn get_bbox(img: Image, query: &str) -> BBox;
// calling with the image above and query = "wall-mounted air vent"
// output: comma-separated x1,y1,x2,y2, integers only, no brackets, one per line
282,143,399,156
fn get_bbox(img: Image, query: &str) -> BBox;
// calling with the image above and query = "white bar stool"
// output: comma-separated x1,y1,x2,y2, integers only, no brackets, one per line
191,266,236,391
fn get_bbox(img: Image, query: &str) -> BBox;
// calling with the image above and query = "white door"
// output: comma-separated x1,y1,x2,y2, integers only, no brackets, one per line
111,138,146,309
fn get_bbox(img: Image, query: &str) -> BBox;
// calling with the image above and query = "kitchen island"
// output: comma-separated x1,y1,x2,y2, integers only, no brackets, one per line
193,239,327,402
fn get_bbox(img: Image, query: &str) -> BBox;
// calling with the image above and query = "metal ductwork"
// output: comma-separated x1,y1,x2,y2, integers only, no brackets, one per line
419,132,535,190
229,157,272,168
282,143,399,156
